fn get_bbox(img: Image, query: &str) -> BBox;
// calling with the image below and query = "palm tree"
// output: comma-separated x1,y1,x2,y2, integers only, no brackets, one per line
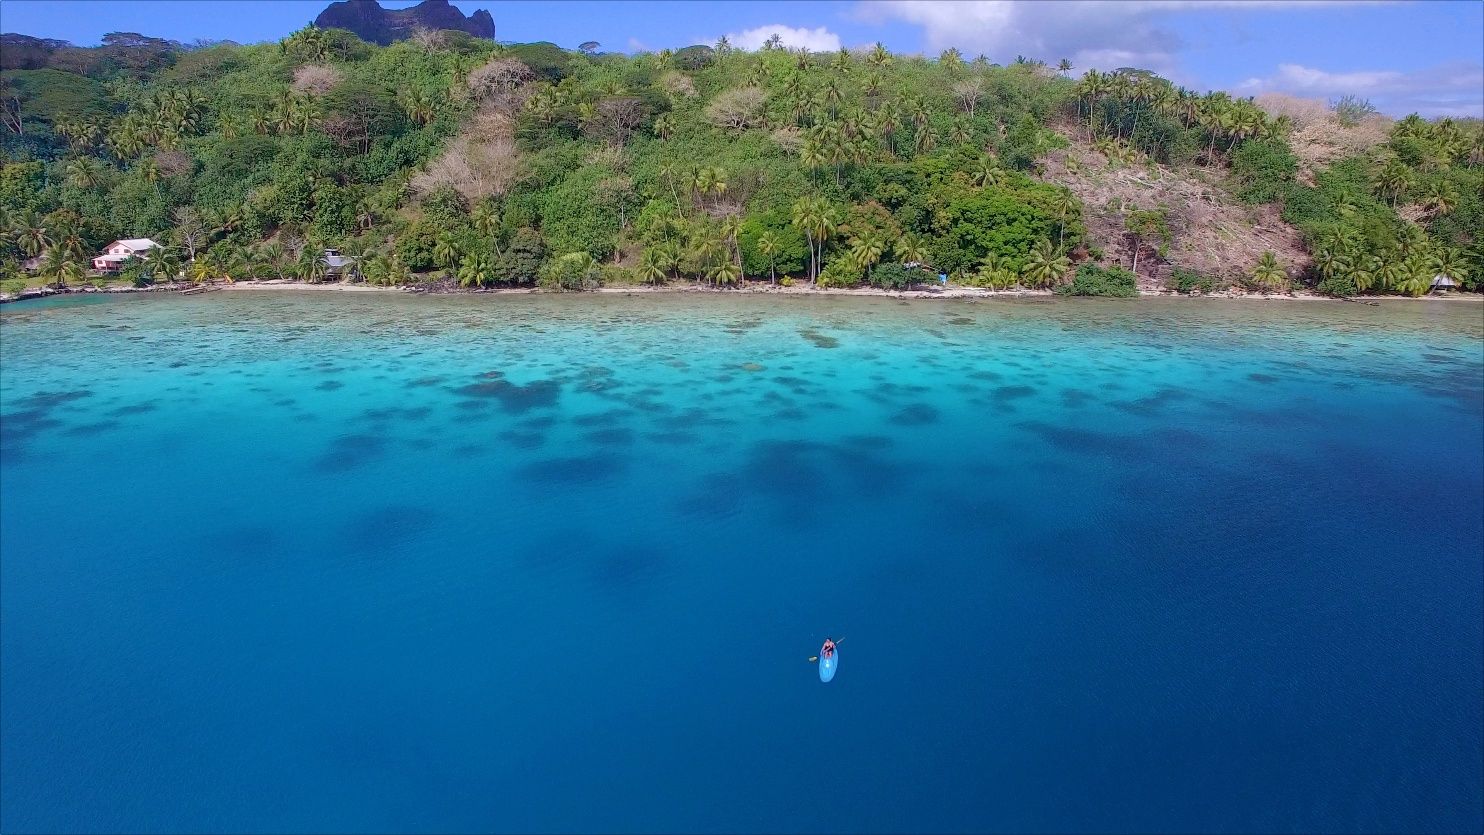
144,245,181,285
188,252,216,284
708,259,740,287
913,125,936,155
1076,70,1107,138
458,254,497,288
971,153,1005,188
1021,240,1071,288
51,222,85,261
849,229,887,280
1393,256,1433,297
433,234,461,272
795,197,819,283
257,243,287,280
1349,255,1380,293
1251,251,1286,291
658,240,682,282
757,232,780,284
894,234,928,268
939,47,964,75
948,115,972,147
638,248,667,286
216,245,248,284
1052,189,1079,247
294,95,322,135
708,167,728,210
58,257,86,289
1422,181,1459,217
1373,161,1412,207
720,214,743,274
65,157,106,190
11,209,50,258
39,248,70,289
830,48,852,75
823,79,844,117
1430,247,1469,288
293,247,326,283
387,253,413,286
400,89,436,127
867,42,892,69
791,195,835,284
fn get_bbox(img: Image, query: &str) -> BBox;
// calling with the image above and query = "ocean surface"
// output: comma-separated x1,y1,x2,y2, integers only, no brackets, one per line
2,291,1481,834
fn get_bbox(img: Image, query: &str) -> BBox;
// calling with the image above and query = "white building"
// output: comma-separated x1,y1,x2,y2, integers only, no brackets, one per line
92,238,159,273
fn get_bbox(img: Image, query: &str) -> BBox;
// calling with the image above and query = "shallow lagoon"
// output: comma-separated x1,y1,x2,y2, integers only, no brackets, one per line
2,292,1481,832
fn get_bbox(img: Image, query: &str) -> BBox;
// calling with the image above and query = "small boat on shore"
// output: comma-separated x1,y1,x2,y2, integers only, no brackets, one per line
179,285,215,295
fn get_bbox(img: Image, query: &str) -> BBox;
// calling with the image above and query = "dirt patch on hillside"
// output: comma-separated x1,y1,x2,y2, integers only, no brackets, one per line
1042,138,1310,288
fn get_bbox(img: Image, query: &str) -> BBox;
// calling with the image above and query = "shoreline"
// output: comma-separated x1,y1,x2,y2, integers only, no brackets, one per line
3,279,1479,305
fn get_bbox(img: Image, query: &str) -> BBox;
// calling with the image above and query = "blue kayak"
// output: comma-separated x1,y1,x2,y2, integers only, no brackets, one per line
818,648,838,683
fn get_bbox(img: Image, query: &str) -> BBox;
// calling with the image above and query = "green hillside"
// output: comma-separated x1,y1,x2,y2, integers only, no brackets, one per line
2,27,1479,294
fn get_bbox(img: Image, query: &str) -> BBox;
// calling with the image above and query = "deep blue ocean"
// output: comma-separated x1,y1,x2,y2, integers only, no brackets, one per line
2,291,1481,833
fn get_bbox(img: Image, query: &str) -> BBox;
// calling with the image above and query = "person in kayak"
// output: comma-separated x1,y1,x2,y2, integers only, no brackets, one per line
820,639,837,659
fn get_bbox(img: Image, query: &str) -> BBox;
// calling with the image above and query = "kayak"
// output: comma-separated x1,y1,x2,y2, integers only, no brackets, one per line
818,648,838,683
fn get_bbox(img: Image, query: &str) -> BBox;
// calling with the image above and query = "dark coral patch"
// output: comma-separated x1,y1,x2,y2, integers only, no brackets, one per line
498,430,546,449
517,453,627,485
585,428,635,447
342,506,437,553
892,403,940,426
63,421,120,436
573,409,630,427
109,402,158,417
314,434,387,473
454,376,561,413
1113,386,1191,416
799,329,840,349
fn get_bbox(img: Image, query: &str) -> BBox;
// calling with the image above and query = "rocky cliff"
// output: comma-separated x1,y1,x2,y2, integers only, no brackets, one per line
313,0,494,46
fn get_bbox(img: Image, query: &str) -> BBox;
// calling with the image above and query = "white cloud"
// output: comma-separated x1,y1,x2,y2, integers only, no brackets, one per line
854,0,1386,78
627,37,649,53
1237,61,1484,117
722,24,842,53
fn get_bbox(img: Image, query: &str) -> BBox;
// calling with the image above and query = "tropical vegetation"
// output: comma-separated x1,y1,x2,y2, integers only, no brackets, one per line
1,28,1479,296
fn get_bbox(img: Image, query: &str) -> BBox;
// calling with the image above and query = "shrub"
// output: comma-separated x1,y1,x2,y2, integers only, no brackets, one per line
672,45,714,71
1330,95,1377,128
538,251,601,291
869,262,919,290
1316,274,1358,297
705,86,768,132
817,257,863,288
1168,267,1222,294
1056,264,1138,297
496,228,543,285
2,279,26,296
600,263,635,285
1229,139,1298,204
504,42,571,81
738,210,807,277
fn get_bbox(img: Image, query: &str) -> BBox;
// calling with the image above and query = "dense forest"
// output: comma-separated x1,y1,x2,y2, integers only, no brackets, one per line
1,27,1480,296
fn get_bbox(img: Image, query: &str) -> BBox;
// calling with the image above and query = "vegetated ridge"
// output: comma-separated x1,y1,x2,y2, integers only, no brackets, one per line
1,27,1479,299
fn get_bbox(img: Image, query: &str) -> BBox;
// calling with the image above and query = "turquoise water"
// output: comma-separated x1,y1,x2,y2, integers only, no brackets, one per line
2,292,1481,833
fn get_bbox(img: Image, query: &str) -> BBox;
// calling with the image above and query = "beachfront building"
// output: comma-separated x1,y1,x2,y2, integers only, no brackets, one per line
92,238,159,273
1430,274,1458,293
322,248,356,280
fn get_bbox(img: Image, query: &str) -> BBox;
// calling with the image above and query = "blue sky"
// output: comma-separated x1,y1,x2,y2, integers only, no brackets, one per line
4,0,1481,116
